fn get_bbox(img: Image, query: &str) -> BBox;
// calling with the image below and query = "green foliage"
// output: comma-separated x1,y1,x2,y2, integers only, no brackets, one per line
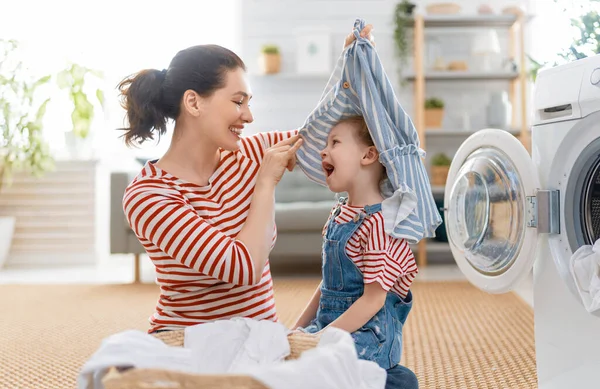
425,97,444,109
261,45,280,55
560,9,600,62
0,39,54,192
57,63,105,139
531,1,600,80
527,55,546,82
431,153,452,166
393,1,415,68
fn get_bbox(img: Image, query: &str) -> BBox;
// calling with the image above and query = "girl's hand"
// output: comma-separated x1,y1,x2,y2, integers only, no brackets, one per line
343,23,375,48
257,135,303,187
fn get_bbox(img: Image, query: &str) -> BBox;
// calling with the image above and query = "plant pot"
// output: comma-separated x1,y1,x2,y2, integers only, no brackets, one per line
64,131,92,160
0,216,16,270
431,165,450,186
425,108,444,128
260,53,281,74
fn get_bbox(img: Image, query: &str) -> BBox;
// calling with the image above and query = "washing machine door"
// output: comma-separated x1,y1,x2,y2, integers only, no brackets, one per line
444,129,540,294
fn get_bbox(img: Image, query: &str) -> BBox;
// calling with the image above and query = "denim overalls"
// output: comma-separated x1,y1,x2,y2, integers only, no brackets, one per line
304,199,413,370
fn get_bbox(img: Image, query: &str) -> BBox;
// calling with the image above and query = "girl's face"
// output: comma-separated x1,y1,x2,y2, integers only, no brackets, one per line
185,67,254,151
320,122,370,193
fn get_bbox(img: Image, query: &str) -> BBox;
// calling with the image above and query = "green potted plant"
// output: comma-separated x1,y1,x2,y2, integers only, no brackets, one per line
260,44,281,74
425,97,445,128
430,152,452,186
0,39,54,269
57,63,105,158
394,1,416,70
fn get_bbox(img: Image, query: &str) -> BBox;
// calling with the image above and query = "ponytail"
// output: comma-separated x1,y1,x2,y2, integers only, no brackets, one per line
117,69,168,147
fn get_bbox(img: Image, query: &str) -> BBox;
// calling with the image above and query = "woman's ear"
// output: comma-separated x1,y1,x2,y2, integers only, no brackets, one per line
361,146,379,166
182,90,203,117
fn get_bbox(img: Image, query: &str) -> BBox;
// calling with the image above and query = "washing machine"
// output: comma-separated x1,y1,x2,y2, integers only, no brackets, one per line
444,53,600,388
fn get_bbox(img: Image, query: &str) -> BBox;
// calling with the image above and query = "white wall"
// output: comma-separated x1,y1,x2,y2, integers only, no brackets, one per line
239,0,533,164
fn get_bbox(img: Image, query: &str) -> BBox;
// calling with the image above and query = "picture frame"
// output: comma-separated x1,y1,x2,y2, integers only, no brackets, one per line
295,27,332,75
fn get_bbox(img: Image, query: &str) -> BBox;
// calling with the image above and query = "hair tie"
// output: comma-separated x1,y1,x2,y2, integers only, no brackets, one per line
159,68,167,80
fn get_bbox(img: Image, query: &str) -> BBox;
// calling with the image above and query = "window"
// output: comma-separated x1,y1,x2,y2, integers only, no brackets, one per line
1,0,240,162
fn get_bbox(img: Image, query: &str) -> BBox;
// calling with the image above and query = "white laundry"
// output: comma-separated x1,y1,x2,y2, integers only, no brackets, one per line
381,187,418,238
570,238,600,313
247,327,386,389
184,317,290,373
77,318,386,389
77,329,196,389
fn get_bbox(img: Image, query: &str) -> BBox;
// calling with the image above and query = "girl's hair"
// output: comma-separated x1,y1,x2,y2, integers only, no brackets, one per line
338,115,386,181
117,45,246,147
338,115,375,146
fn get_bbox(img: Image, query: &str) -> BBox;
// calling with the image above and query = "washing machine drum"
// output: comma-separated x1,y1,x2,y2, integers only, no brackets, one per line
581,157,600,244
564,137,600,250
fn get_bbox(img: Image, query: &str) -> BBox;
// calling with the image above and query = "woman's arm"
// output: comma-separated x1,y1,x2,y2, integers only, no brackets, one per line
293,282,322,329
124,136,302,286
325,282,387,334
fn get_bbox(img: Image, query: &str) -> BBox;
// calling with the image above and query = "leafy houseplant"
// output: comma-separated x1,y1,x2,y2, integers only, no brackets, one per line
424,97,445,128
430,152,452,186
0,39,54,268
57,63,105,158
0,39,54,192
260,44,281,74
57,63,105,140
394,1,416,74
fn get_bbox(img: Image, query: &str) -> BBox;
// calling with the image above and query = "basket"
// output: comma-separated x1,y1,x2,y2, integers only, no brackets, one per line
102,330,321,389
431,165,450,186
425,108,444,128
426,3,461,15
260,53,281,74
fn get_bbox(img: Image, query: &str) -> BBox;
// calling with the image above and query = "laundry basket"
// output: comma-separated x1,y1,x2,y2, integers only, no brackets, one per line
102,330,320,389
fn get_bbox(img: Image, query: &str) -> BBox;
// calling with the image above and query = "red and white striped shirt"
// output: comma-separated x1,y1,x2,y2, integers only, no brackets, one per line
123,130,297,332
323,204,417,298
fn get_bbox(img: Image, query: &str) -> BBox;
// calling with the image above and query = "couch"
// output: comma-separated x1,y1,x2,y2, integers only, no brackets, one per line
110,165,336,281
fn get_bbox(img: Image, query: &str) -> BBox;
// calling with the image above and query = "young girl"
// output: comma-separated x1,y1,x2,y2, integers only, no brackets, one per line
294,116,418,389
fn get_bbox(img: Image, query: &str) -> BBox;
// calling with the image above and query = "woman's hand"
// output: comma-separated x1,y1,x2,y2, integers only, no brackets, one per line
343,23,375,48
257,135,303,187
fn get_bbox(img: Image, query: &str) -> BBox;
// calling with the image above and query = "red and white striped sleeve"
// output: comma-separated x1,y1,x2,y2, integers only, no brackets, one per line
239,130,299,163
361,215,417,294
123,180,256,286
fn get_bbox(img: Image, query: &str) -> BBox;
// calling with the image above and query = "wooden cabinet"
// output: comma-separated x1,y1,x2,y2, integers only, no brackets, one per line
0,160,101,266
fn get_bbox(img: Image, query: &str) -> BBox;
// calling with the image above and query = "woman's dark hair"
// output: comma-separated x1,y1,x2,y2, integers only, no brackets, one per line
117,45,246,146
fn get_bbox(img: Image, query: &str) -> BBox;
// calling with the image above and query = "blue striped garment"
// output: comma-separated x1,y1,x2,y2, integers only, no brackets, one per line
296,18,442,243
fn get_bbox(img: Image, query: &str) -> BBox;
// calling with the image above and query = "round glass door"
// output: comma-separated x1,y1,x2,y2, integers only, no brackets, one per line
447,147,527,276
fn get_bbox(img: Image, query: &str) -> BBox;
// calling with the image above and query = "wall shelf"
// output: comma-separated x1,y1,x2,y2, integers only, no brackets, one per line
405,71,519,81
405,15,518,28
431,186,445,196
248,73,331,80
425,128,520,136
410,240,451,254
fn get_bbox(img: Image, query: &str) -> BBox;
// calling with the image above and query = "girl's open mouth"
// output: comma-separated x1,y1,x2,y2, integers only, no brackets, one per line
322,162,335,177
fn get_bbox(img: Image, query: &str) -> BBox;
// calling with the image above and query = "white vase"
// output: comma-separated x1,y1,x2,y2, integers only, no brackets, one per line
486,91,512,128
64,132,92,160
0,216,16,270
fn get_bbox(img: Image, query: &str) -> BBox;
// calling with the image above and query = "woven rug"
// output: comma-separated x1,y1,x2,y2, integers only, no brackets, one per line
0,279,537,389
